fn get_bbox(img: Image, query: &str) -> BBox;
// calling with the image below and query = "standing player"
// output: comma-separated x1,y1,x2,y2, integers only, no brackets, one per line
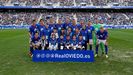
93,19,105,54
29,20,38,57
70,19,78,31
93,20,102,31
86,21,95,50
56,18,64,32
78,19,85,30
99,20,105,27
95,27,109,58
63,17,71,29
48,17,56,30
80,26,88,50
43,24,51,40
29,20,38,38
37,19,45,37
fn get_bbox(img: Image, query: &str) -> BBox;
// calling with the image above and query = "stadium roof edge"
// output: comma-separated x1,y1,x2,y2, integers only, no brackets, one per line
0,6,133,9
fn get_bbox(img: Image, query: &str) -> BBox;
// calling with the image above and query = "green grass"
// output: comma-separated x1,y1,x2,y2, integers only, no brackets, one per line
0,29,133,75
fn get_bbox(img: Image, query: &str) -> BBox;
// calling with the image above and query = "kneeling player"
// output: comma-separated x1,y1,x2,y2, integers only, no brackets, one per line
77,34,85,50
58,34,66,50
31,32,41,51
95,27,108,58
71,35,78,50
65,35,72,50
50,28,59,39
40,35,48,50
49,34,58,50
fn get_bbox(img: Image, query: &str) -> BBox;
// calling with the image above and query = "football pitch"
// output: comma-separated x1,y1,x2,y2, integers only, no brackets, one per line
0,29,133,75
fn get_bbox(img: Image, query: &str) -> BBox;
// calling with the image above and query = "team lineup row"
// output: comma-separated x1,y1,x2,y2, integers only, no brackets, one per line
29,19,109,58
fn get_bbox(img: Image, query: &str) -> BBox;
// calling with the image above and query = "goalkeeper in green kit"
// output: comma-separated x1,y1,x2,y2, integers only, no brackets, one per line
93,20,105,55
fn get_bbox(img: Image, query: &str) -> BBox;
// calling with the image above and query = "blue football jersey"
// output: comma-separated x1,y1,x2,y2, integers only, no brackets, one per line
71,40,78,46
43,28,51,40
37,25,45,37
96,30,108,40
31,36,40,44
78,39,85,45
80,29,88,41
70,24,78,31
49,38,57,45
63,22,71,29
73,31,80,39
77,24,84,30
29,25,38,37
58,38,66,45
66,31,73,38
86,26,95,39
56,24,64,31
48,23,56,30
66,39,71,45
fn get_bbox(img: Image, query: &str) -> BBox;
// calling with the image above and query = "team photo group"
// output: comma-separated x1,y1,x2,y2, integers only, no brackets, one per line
29,17,109,58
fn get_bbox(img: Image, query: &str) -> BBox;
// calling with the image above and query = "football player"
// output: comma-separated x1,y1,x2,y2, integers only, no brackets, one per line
49,34,58,50
50,28,59,39
29,20,38,57
93,19,105,54
37,19,45,37
58,34,66,50
66,27,73,38
40,35,48,50
56,18,64,31
71,35,78,50
70,19,78,31
78,19,85,30
86,21,95,50
29,20,38,38
48,17,56,30
77,34,86,50
95,27,109,58
65,35,72,50
80,27,88,50
63,17,71,29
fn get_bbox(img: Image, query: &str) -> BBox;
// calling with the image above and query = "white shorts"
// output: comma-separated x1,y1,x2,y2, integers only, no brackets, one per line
35,42,41,46
89,39,93,44
49,45,58,50
97,39,106,45
83,36,86,40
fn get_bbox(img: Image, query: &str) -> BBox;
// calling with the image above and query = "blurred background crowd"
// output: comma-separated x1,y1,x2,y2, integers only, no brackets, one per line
0,0,132,26
0,12,132,25
0,0,133,6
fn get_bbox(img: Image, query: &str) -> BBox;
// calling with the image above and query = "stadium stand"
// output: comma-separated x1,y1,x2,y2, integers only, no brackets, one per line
0,0,132,6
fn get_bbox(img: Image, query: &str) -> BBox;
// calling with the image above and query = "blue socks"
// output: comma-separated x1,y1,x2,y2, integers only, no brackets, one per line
90,45,92,50
96,45,108,54
30,47,33,54
96,45,99,54
105,45,108,54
